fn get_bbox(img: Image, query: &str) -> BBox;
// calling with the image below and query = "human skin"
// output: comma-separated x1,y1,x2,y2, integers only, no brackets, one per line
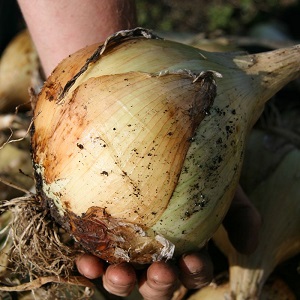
17,1,261,298
17,0,137,76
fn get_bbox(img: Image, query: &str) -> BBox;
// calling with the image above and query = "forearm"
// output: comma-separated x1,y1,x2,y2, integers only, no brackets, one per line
17,0,137,76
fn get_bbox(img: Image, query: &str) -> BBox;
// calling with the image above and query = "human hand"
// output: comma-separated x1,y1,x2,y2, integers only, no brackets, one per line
76,185,261,299
76,250,213,299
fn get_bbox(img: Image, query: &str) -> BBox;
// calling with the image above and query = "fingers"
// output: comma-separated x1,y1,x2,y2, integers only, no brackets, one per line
138,261,179,300
76,255,136,297
77,253,214,298
223,185,262,254
178,251,213,289
102,263,136,297
76,253,105,279
138,252,213,299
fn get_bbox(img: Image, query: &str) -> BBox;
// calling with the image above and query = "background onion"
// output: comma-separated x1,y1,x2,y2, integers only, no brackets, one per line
187,278,296,300
0,30,39,113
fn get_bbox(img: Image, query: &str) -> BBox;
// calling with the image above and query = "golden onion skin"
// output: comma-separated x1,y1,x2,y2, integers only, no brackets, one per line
32,69,216,263
31,28,300,264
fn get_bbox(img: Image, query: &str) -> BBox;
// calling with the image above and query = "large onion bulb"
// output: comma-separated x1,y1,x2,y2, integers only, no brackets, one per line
31,28,300,264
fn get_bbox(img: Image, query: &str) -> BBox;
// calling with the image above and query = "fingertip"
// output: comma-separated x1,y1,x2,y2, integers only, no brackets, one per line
139,261,179,300
76,253,105,279
146,261,178,289
178,251,213,289
102,263,136,297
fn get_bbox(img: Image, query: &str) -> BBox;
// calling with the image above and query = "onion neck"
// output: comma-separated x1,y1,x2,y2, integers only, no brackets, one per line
235,44,300,128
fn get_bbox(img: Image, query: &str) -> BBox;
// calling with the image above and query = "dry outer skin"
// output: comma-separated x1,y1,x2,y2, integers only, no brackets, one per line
68,206,172,263
32,40,217,263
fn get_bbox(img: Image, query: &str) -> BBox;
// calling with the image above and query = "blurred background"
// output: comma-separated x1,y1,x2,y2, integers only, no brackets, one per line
136,0,300,40
1,0,300,54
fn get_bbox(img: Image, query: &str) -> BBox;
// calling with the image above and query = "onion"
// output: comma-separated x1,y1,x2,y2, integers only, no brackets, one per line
0,30,39,113
30,28,300,264
187,278,296,300
213,114,300,299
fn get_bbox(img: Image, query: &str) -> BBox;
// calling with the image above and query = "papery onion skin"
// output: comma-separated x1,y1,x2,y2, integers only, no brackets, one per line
32,69,217,263
31,28,300,264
